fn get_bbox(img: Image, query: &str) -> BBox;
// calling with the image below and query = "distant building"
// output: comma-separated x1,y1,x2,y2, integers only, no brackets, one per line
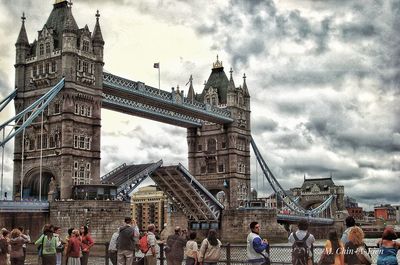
344,196,363,220
392,205,400,223
374,204,396,221
131,185,167,231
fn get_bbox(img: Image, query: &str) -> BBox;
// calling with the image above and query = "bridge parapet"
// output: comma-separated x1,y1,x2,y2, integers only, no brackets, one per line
0,201,49,212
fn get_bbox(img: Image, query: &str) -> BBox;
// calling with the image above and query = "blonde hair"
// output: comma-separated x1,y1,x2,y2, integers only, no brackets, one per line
348,226,364,246
10,228,21,239
72,229,80,236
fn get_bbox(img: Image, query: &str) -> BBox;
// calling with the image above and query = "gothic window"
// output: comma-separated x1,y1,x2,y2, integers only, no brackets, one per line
28,138,35,151
49,135,55,148
79,136,85,149
212,96,216,106
83,61,88,73
197,144,202,151
80,105,85,116
79,165,85,184
86,106,92,117
54,101,60,114
36,135,41,150
51,61,56,72
74,135,78,148
45,63,50,74
83,40,89,52
45,42,50,54
54,133,60,148
39,43,44,55
221,142,226,149
218,164,225,173
32,65,37,77
206,97,210,104
85,137,91,150
42,134,48,149
75,104,79,114
200,165,206,174
39,64,43,75
207,138,216,153
207,161,216,173
77,59,82,71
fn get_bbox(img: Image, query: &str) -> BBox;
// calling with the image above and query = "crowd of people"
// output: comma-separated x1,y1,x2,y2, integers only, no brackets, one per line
0,215,398,265
0,224,94,265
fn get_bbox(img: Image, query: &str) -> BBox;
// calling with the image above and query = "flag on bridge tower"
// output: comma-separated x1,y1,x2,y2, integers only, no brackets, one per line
154,62,160,92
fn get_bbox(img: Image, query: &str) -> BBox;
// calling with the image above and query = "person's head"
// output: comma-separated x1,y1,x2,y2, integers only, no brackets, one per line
54,226,61,235
43,224,53,235
348,226,364,246
328,229,339,242
80,226,89,236
174,226,181,235
10,228,21,239
148,224,155,233
1,228,9,238
189,231,197,240
345,216,356,228
17,226,24,233
124,217,132,224
298,220,309,231
382,227,397,241
67,228,74,237
72,229,80,237
250,221,260,233
207,229,219,246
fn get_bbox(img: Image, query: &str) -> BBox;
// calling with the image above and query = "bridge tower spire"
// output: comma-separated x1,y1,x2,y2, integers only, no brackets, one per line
13,1,104,200
187,57,251,209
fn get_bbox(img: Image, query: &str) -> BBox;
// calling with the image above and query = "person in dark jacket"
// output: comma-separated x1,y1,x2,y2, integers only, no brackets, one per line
165,227,187,265
117,217,139,265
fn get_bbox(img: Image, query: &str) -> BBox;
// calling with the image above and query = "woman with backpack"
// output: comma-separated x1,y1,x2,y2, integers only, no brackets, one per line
376,227,399,265
318,230,344,265
198,229,222,265
35,224,58,265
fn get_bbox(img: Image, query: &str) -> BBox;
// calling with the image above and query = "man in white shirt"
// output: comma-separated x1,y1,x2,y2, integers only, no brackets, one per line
108,229,119,265
145,224,159,265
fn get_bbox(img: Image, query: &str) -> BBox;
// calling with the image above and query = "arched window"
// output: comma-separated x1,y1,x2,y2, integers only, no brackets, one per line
207,138,216,153
45,42,51,54
39,43,44,55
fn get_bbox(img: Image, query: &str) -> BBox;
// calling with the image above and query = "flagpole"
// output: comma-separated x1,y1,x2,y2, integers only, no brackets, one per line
158,62,160,93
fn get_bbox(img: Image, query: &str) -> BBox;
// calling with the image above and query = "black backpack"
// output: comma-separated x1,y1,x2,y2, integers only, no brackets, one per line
291,232,310,265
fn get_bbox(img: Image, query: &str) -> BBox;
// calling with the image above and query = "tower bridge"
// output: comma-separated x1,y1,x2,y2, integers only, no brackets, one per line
0,0,344,242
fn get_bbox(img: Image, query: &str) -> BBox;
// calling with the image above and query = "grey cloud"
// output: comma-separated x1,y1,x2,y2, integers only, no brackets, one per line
252,118,278,133
341,24,376,41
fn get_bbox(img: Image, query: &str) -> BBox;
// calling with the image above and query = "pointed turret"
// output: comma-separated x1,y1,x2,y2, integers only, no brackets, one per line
228,67,235,91
187,75,195,102
92,10,104,45
63,2,79,33
242,73,250,97
16,12,29,46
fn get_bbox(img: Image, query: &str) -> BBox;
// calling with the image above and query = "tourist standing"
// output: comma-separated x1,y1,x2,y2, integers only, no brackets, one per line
66,229,81,265
64,228,74,265
341,216,356,244
247,221,269,265
54,226,64,265
80,226,94,265
108,229,119,265
35,224,58,265
165,227,187,265
9,228,29,265
198,229,222,265
377,227,399,265
0,229,10,265
117,217,139,265
185,231,198,265
144,224,159,265
344,226,371,265
17,227,29,264
319,229,344,265
288,220,315,265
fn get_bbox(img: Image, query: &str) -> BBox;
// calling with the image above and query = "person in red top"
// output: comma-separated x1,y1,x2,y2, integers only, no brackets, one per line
80,226,94,265
66,229,81,265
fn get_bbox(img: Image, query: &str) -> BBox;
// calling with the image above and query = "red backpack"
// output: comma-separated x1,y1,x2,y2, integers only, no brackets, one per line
139,234,149,253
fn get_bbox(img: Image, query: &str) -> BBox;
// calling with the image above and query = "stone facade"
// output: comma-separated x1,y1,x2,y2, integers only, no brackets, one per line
221,209,287,243
187,59,251,209
50,200,130,243
0,212,50,240
13,0,104,200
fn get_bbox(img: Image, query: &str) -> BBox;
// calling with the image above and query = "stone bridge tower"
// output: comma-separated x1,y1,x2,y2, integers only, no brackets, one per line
13,0,104,200
187,57,251,209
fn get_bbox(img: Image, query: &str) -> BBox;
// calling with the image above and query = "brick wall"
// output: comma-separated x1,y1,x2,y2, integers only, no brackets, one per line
49,200,130,243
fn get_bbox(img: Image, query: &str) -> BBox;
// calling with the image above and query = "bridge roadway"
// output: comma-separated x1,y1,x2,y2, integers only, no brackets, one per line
102,72,234,127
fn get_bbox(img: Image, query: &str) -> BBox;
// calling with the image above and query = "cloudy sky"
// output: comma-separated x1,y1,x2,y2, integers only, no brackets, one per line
0,0,399,210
